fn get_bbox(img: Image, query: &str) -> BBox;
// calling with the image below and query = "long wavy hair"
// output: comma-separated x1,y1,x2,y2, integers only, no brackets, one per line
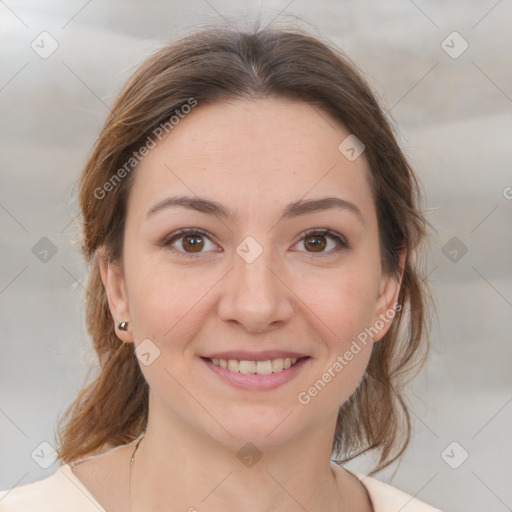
55,20,431,474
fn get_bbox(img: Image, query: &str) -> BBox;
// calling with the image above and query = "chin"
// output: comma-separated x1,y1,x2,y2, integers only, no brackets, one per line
198,403,312,452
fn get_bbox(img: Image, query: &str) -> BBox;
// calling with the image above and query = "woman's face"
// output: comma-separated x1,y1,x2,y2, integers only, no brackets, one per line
101,98,402,450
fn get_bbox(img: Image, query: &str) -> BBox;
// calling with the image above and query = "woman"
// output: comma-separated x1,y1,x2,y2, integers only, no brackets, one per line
0,22,441,511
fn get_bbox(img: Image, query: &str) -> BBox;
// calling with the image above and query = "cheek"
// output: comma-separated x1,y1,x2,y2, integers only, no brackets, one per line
304,265,380,343
125,257,219,343
297,275,376,410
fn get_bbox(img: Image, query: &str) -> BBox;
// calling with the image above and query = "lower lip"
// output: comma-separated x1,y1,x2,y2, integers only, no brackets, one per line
202,357,310,391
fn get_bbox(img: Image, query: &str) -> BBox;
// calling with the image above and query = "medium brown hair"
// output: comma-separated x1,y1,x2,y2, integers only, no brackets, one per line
55,20,431,473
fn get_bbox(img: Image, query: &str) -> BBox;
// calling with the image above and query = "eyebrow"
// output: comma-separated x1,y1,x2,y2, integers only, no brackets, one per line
146,195,364,223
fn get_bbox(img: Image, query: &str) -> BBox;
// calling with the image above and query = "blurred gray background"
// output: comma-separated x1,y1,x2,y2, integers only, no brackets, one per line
1,1,511,511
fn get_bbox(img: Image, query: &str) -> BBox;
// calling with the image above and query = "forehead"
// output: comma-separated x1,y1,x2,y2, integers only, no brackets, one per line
128,98,375,223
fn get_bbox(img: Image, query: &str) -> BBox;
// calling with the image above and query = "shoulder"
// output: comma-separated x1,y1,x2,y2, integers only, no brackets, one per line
0,464,105,511
351,471,442,512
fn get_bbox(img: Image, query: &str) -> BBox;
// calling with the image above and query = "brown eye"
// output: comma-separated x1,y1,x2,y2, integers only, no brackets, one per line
181,234,205,252
295,229,349,257
162,229,217,257
304,235,327,252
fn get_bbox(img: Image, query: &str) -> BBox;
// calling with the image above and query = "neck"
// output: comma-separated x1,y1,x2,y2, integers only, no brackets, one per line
127,398,364,512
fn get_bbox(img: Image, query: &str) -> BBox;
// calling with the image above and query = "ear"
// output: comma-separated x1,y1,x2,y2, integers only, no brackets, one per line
372,248,407,342
96,247,133,343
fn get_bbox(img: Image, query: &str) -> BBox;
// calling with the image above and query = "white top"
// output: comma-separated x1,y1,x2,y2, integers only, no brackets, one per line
0,463,442,511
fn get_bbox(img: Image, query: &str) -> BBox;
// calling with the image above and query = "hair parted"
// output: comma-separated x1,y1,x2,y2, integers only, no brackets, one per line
55,18,431,474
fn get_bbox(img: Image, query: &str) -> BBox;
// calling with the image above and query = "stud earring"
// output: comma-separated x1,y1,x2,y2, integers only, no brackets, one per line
118,321,128,331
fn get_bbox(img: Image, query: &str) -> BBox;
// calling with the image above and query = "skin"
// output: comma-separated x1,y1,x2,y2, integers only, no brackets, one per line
75,97,405,512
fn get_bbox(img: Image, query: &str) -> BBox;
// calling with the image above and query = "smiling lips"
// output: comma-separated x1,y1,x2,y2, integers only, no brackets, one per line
210,357,300,375
202,350,309,388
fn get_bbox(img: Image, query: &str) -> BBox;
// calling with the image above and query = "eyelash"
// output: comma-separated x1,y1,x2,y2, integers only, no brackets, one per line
159,228,349,259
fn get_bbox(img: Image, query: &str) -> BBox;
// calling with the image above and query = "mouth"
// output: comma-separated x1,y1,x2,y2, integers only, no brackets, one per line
208,356,304,374
200,354,310,391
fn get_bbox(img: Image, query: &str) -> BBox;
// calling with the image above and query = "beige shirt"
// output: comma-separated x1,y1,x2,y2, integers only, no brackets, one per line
0,464,442,511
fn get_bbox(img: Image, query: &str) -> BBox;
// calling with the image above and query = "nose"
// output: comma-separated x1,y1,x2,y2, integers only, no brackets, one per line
217,244,294,333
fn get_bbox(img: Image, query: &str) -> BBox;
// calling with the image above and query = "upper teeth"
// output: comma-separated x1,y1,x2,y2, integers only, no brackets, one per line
211,358,299,374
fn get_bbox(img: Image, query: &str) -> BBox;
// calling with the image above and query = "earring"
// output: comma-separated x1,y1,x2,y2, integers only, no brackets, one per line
118,321,128,331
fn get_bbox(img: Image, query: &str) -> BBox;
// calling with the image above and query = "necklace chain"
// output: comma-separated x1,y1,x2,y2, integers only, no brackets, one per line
129,433,145,493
